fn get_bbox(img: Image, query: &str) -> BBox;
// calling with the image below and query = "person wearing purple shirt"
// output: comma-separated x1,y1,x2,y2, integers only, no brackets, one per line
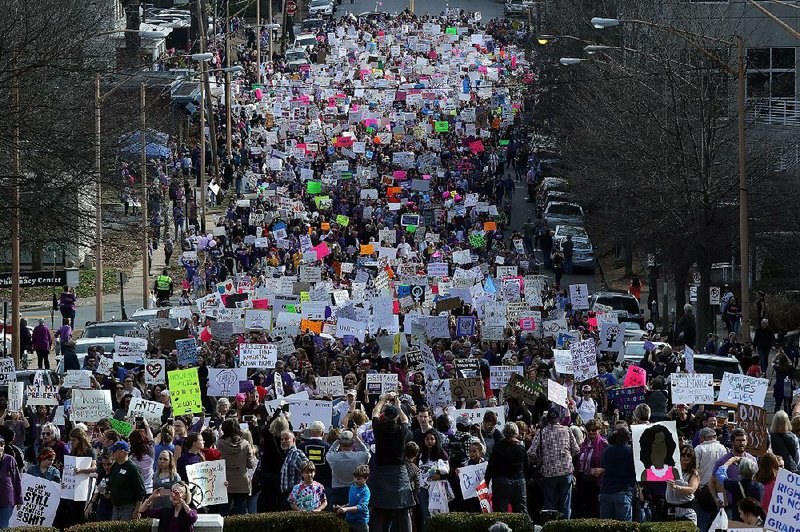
711,428,755,511
32,319,52,370
0,435,22,528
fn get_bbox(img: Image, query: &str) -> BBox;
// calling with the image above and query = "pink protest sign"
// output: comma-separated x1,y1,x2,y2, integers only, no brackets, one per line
623,365,647,388
313,242,330,260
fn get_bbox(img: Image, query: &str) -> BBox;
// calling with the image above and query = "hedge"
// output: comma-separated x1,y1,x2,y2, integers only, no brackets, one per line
426,512,535,532
541,520,698,532
12,528,59,532
224,512,349,532
67,520,154,532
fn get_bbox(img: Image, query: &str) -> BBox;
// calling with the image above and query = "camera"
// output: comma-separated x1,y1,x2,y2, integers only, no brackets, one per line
243,415,257,423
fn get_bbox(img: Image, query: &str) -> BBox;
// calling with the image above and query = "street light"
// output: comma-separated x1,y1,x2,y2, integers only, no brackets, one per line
593,16,752,340
559,57,589,66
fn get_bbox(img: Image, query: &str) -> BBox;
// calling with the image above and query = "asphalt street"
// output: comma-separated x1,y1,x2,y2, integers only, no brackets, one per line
334,0,507,20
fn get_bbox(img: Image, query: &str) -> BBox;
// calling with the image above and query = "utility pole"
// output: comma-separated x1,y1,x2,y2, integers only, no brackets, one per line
11,80,20,368
226,0,233,158
200,59,207,234
268,0,273,61
737,35,751,341
256,0,262,85
94,74,104,322
141,82,149,308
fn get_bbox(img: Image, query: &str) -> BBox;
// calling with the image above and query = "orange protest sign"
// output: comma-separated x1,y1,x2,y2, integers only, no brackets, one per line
301,320,322,334
484,221,497,231
387,186,401,198
360,244,375,255
321,222,330,231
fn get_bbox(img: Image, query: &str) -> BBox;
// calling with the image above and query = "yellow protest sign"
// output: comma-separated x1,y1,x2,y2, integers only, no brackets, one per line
168,368,202,416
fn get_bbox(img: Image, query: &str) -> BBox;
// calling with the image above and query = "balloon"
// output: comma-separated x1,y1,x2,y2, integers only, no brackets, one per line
442,191,451,199
208,240,217,248
454,194,462,202
198,237,208,250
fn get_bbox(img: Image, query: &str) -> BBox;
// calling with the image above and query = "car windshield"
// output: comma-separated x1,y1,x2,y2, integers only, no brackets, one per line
693,359,741,380
311,0,329,6
548,204,582,216
596,295,639,315
287,51,306,61
76,341,114,355
296,36,316,46
83,323,135,338
557,226,588,239
623,322,640,331
303,20,322,29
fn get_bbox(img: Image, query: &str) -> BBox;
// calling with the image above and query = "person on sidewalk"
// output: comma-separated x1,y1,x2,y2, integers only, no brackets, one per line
58,287,77,324
32,319,52,370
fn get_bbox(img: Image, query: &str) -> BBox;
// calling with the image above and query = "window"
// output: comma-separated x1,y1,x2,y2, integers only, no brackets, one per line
747,47,796,99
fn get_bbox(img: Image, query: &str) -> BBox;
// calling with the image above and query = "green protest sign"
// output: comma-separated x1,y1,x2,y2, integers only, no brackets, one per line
469,232,486,249
446,27,458,35
499,139,510,146
306,181,322,194
435,121,449,133
109,418,133,437
336,214,350,227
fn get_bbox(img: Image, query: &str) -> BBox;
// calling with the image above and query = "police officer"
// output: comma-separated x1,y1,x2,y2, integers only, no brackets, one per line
153,268,173,304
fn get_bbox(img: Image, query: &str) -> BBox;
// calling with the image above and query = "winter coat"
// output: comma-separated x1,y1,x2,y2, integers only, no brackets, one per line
217,436,256,494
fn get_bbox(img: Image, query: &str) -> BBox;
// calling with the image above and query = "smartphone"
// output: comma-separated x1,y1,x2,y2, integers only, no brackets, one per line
355,401,362,410
727,411,736,423
166,417,174,424
135,416,144,423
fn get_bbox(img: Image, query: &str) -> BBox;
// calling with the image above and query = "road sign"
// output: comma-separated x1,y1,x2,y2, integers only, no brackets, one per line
645,322,654,332
709,286,720,306
286,0,297,15
692,272,701,285
689,285,698,302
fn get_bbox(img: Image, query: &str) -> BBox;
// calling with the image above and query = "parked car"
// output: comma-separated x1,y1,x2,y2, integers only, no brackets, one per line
293,32,318,52
301,17,324,33
544,201,585,227
622,321,648,341
691,353,744,381
540,177,569,193
130,308,179,329
554,226,596,273
553,224,590,246
285,48,310,71
505,0,535,17
591,291,643,326
624,341,671,362
309,0,334,17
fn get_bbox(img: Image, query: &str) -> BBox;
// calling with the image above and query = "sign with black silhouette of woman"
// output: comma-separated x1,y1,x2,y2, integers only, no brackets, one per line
632,421,682,482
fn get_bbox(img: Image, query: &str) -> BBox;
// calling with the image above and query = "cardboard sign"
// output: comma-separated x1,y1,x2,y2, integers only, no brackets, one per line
718,372,768,407
61,456,92,501
766,468,800,530
670,373,714,404
238,343,278,368
208,368,247,396
366,373,399,395
632,421,683,482
599,321,624,353
607,386,647,412
174,338,198,366
63,370,92,389
186,460,228,507
244,309,272,330
109,418,133,437
8,381,24,411
10,474,61,527
159,328,189,351
128,397,165,423
70,389,111,422
113,336,148,363
553,349,574,374
459,462,488,499
570,339,598,382
168,368,203,415
623,365,647,388
144,359,166,385
503,373,543,406
449,377,486,401
96,355,114,376
289,400,333,431
737,403,769,456
317,376,345,397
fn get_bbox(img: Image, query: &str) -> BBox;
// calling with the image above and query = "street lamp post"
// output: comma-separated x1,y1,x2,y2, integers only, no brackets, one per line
591,16,752,340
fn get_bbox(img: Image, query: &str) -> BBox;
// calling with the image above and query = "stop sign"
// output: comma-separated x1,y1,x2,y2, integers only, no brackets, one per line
286,0,297,15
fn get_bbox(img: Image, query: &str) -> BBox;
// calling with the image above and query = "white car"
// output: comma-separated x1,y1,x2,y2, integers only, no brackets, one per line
293,32,318,53
309,0,334,17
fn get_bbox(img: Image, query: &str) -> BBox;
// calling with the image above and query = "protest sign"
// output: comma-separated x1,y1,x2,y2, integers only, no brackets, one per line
599,322,624,353
186,460,228,507
718,372,768,407
238,343,278,368
366,373,399,395
61,456,92,501
489,365,522,388
541,319,568,338
765,468,800,530
71,389,113,422
547,379,568,408
63,370,92,389
420,344,439,381
113,336,147,363
168,368,203,415
607,386,646,412
570,339,598,382
632,421,682,482
737,403,769,456
623,365,647,388
669,373,714,404
158,328,189,351
10,474,61,527
335,317,366,342
208,368,247,396
144,359,166,385
453,406,506,427
175,338,198,366
96,355,113,376
317,376,345,397
244,309,272,330
449,377,486,401
426,379,452,409
504,373,543,406
0,357,14,385
289,400,333,430
459,462,488,499
128,397,165,423
569,284,589,310
8,380,24,410
553,349,574,374
109,418,133,437
453,358,479,378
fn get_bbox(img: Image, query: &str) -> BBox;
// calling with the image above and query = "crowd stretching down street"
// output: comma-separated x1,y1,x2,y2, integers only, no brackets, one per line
2,4,800,532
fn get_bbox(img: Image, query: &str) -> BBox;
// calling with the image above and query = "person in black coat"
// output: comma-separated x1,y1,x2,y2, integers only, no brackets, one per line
675,304,697,350
61,341,80,372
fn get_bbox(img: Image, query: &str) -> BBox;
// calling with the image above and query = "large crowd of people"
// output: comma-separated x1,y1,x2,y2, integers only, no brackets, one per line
1,7,799,532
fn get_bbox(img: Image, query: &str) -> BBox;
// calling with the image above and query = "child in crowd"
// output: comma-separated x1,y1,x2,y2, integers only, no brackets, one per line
335,464,371,531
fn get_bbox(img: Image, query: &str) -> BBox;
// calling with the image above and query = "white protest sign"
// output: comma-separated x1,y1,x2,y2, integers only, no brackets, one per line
96,355,114,376
571,339,598,382
569,284,590,310
128,397,165,423
208,368,247,396
71,389,113,422
335,317,366,342
244,309,272,330
26,385,60,406
670,373,714,405
453,406,506,427
61,456,92,501
599,322,624,353
0,357,15,385
10,474,61,527
684,345,695,374
421,344,439,381
547,379,569,408
366,373,399,395
8,381,24,411
113,336,147,363
718,372,768,407
541,319,568,338
766,467,800,530
186,460,228,507
63,370,92,389
553,349,574,374
458,462,488,499
489,365,522,388
238,343,278,368
144,359,166,385
317,376,345,397
289,400,333,431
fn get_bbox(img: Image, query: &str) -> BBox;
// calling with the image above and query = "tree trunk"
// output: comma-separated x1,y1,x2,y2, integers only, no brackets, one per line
122,0,142,69
673,268,688,342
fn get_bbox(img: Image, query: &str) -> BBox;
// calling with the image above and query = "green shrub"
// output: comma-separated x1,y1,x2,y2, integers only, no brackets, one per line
542,518,639,532
223,512,349,532
426,512,535,532
640,522,699,532
67,520,154,532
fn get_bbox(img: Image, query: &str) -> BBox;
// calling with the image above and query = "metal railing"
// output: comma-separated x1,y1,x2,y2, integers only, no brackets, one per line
746,97,800,127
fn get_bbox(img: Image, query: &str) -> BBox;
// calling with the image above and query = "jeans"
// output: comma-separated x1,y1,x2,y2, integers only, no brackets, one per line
599,489,634,522
0,506,13,529
370,508,411,532
225,493,248,515
36,349,50,369
492,477,528,514
565,257,573,274
418,487,430,531
696,506,714,532
112,503,135,521
540,474,573,519
758,346,770,374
